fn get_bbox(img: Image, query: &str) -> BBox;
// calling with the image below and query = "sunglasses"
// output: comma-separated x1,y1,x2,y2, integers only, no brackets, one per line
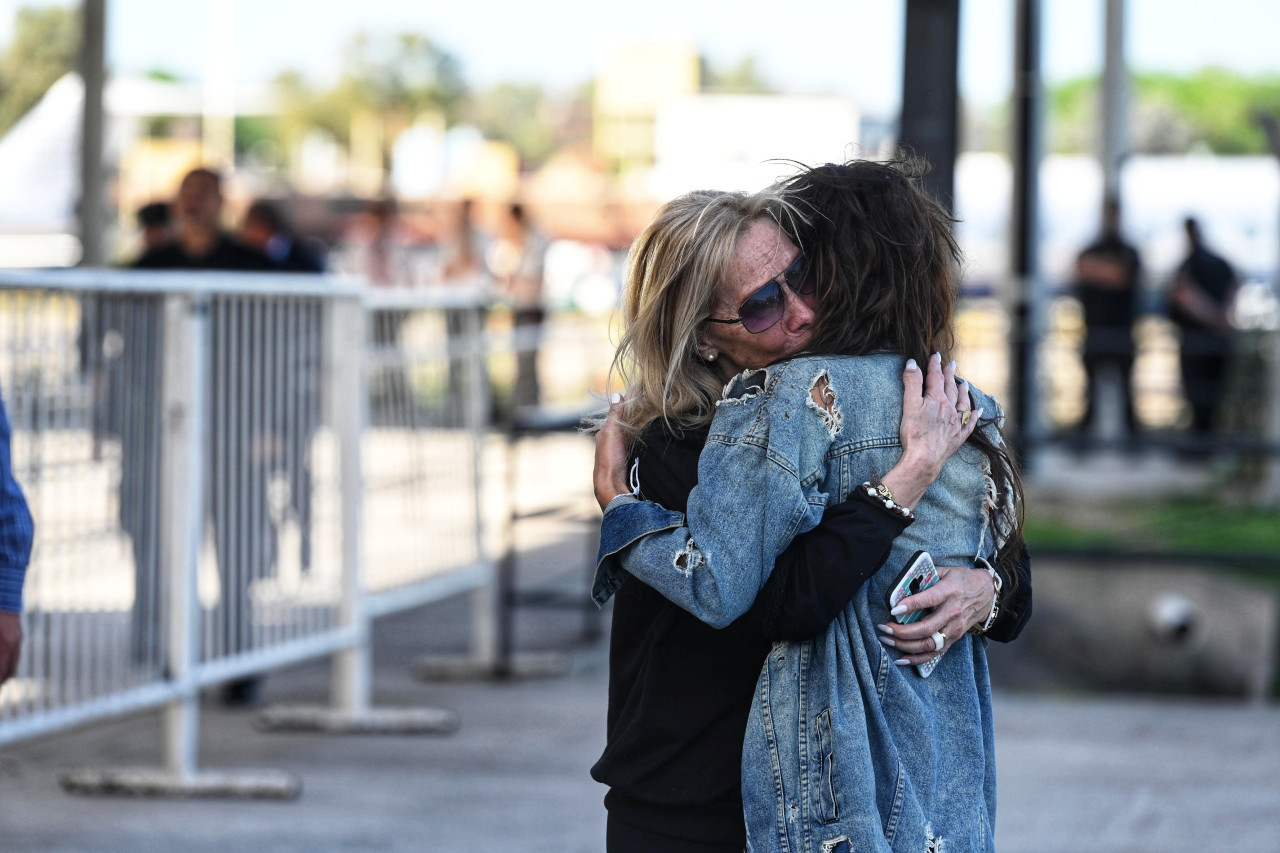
704,254,814,334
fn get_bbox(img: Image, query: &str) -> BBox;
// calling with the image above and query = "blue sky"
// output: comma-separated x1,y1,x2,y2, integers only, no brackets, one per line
4,0,1278,115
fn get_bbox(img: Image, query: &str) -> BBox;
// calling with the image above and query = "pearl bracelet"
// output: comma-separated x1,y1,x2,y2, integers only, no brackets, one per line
858,479,914,521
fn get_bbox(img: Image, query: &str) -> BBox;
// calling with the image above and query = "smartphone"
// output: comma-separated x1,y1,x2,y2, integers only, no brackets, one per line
885,550,939,624
885,550,942,678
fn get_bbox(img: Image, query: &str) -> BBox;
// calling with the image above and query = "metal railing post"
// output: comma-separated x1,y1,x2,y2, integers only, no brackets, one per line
465,303,498,670
330,296,370,714
161,293,207,780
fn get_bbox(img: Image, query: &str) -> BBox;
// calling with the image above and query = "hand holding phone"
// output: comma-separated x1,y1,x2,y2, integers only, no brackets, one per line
885,550,942,677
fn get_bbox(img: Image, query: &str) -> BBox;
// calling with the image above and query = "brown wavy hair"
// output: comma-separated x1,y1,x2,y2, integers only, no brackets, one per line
775,156,1025,597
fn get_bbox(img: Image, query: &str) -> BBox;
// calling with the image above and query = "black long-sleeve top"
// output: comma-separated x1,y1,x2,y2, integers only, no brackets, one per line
592,421,1031,845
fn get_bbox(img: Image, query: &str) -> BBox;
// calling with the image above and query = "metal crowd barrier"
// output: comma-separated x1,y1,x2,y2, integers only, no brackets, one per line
0,270,496,796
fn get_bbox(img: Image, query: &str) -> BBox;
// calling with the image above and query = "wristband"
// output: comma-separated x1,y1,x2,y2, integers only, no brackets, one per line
969,556,1002,635
604,493,639,514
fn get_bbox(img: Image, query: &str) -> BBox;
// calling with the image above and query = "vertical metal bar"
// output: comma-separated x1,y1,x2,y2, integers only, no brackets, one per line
1101,0,1129,205
1011,0,1045,467
464,303,496,670
1256,114,1280,501
161,293,207,780
76,0,107,267
210,297,227,662
329,297,369,714
900,0,961,212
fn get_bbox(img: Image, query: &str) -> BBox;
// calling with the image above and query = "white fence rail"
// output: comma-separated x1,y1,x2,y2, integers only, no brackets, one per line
0,271,496,791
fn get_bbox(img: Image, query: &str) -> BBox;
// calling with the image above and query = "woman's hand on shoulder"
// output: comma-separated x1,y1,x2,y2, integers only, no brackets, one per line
594,394,632,511
874,563,995,666
880,353,981,509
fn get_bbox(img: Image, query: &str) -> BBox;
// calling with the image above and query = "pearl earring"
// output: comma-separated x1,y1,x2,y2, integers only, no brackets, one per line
705,351,717,362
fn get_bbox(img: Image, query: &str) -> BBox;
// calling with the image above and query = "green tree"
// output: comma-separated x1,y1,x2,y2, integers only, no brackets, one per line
271,31,468,179
702,56,775,94
470,83,554,170
0,5,79,137
468,81,593,170
1042,68,1280,155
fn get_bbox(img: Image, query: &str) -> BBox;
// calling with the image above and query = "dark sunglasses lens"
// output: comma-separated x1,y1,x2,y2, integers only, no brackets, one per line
787,256,815,295
739,281,785,333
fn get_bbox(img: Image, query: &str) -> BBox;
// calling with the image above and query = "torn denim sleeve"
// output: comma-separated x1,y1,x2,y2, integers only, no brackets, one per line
593,431,827,629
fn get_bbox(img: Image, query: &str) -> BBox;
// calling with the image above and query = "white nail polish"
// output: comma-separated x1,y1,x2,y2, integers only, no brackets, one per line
879,637,897,649
876,623,894,635
610,393,622,404
890,604,907,617
894,659,910,666
906,358,918,371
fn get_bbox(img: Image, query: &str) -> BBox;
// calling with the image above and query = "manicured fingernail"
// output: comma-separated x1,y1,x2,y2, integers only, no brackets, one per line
890,604,908,617
906,358,918,371
973,408,984,421
610,393,622,404
879,636,897,649
894,658,911,666
948,360,956,371
876,623,894,636
933,352,941,361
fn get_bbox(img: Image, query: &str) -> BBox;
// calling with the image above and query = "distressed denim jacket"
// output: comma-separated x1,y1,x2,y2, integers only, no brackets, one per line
593,353,1007,853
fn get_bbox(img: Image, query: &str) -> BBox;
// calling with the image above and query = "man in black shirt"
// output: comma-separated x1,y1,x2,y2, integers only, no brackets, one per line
1074,197,1142,443
133,168,278,703
1169,217,1238,444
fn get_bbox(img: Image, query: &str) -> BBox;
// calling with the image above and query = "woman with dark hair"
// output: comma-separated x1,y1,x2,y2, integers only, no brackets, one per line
592,158,1029,852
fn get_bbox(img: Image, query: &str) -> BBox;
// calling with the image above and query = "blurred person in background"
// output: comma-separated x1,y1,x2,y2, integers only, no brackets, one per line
440,198,491,425
136,201,173,253
1169,216,1239,450
0,382,33,688
487,203,548,411
1073,196,1142,447
135,168,274,272
134,167,277,705
240,199,326,273
240,198,326,577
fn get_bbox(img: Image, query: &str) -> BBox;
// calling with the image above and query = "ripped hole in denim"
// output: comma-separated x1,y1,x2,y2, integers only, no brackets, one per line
807,370,842,438
925,822,946,853
673,539,704,577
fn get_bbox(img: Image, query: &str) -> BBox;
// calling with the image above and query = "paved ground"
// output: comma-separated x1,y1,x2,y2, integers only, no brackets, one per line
1,442,1278,852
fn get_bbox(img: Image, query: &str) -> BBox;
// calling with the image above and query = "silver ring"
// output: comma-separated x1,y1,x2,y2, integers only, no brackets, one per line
931,631,946,652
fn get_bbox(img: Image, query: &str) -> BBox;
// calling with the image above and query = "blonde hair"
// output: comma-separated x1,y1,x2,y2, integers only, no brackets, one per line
607,188,790,440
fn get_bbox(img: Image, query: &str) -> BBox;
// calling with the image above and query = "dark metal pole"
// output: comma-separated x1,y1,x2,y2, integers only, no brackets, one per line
77,0,107,267
899,0,961,212
1255,112,1280,502
1010,0,1043,465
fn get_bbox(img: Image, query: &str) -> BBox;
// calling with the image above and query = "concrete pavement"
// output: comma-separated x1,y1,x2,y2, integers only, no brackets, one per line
1,584,1277,852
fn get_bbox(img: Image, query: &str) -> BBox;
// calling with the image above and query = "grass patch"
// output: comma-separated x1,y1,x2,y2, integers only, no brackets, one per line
1144,497,1280,553
1025,495,1280,556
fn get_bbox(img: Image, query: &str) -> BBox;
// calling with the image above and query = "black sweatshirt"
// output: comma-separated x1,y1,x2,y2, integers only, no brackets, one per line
591,421,1032,845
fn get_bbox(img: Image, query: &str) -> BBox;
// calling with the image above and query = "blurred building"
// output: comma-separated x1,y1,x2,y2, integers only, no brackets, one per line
593,37,700,174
